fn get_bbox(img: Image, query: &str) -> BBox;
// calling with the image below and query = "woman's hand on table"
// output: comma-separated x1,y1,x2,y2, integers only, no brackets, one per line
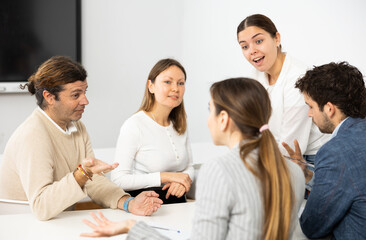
80,211,136,237
160,172,192,192
162,182,186,199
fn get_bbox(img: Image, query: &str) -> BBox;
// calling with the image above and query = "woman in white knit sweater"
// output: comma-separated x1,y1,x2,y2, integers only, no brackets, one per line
82,78,305,240
111,58,194,204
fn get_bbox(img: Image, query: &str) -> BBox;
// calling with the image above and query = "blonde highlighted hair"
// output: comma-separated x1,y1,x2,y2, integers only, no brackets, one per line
210,77,294,240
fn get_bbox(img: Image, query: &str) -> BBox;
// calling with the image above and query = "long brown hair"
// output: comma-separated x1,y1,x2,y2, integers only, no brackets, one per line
21,56,87,109
139,58,187,135
237,14,282,51
210,77,294,240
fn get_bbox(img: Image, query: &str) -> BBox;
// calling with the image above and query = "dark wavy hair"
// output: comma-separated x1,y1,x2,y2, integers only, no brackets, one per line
21,56,87,109
295,62,366,118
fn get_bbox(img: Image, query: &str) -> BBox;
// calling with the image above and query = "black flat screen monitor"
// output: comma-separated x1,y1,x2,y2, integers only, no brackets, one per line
0,0,81,93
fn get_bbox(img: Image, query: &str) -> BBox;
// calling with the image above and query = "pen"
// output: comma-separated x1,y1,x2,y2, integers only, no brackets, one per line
151,226,181,233
283,156,314,168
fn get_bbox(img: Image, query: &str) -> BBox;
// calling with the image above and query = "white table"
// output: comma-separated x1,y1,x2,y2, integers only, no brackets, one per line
0,202,195,240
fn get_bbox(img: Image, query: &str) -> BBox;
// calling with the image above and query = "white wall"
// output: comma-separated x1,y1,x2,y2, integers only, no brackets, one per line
81,0,184,150
1,0,366,153
181,0,366,142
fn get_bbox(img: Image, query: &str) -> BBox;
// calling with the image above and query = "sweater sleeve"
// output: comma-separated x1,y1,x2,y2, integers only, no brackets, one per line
182,133,194,182
17,137,87,221
86,175,129,208
111,118,161,191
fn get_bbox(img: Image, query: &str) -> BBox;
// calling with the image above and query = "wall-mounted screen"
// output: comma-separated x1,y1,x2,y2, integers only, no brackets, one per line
0,0,81,93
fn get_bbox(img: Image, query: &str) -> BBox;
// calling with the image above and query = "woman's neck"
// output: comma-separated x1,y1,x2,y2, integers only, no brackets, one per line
266,52,286,85
226,131,244,149
148,105,172,126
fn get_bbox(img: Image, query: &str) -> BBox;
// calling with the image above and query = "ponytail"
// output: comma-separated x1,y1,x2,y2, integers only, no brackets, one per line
240,129,294,240
211,78,294,240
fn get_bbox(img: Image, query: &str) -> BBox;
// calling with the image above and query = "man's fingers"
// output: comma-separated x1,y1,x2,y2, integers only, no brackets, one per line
145,194,163,204
154,197,163,204
143,191,160,198
111,162,119,168
144,208,153,216
154,202,162,209
153,206,158,212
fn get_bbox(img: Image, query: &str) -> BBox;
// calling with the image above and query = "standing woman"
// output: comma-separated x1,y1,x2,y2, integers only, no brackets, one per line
237,14,329,163
82,78,305,239
111,58,194,204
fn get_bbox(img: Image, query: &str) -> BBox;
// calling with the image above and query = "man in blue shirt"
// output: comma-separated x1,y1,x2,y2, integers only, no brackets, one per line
283,62,366,239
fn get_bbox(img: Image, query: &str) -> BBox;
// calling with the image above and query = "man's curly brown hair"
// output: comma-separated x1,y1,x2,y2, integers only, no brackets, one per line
295,61,366,118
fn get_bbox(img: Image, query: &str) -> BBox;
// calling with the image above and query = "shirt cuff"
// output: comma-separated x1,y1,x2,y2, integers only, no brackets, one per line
305,172,314,191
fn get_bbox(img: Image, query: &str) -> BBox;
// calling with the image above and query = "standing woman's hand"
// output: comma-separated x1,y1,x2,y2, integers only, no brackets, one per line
80,211,136,237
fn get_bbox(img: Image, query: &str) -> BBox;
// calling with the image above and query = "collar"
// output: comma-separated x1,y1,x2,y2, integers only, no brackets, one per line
330,117,349,139
38,107,77,135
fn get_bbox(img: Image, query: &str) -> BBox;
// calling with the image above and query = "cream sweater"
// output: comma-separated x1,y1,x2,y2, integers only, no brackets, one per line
0,109,128,220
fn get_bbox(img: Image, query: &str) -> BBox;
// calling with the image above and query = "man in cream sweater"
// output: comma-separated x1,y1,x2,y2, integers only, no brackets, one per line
0,56,162,220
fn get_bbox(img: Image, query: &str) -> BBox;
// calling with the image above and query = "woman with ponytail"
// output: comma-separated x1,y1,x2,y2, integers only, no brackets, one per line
81,78,305,239
205,77,304,239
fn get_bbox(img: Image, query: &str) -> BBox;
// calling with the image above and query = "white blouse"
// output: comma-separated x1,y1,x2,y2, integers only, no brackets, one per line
111,111,194,191
252,54,329,155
